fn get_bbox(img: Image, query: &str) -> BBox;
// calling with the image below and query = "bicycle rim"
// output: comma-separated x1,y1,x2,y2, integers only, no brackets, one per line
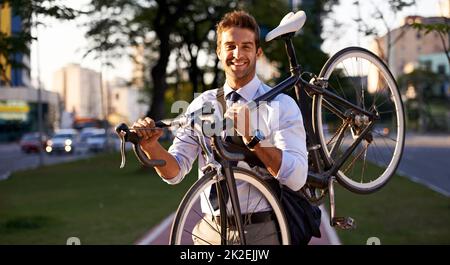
314,47,405,193
170,167,290,245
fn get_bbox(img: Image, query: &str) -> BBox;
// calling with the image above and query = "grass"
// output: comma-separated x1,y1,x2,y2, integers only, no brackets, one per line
0,150,196,244
329,171,450,244
1,147,449,245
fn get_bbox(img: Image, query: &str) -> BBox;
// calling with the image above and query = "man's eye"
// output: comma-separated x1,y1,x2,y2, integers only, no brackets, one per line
226,45,235,50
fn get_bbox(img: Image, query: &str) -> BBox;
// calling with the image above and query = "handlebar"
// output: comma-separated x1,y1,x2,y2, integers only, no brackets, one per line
115,123,167,168
115,102,246,169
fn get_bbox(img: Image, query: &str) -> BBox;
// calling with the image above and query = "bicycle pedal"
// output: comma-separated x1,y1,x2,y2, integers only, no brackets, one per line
332,216,356,230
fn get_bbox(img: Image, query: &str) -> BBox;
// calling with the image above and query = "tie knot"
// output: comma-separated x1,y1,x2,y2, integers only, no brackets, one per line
228,91,241,103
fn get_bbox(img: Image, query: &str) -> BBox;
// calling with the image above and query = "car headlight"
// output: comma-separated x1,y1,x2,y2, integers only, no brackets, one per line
65,139,72,146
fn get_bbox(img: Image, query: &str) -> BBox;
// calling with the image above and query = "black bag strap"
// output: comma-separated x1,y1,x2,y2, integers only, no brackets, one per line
216,87,227,116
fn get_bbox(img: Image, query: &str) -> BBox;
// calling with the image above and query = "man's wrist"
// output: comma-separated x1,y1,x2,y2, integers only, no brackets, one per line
245,130,265,151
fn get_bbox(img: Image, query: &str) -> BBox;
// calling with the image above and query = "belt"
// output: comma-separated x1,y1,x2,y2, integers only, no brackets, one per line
208,211,275,227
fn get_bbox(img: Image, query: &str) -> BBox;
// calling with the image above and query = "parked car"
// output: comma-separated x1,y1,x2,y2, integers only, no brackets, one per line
45,129,79,154
86,132,107,152
79,128,105,154
19,132,47,153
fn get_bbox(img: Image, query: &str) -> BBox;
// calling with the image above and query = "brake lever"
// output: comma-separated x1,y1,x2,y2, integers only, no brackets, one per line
115,123,166,168
118,131,127,169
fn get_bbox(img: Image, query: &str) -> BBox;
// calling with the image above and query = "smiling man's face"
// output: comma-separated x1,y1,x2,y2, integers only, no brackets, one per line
217,27,262,89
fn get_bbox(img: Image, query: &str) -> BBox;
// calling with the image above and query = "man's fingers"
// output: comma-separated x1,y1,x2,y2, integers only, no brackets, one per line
132,122,145,138
144,117,155,127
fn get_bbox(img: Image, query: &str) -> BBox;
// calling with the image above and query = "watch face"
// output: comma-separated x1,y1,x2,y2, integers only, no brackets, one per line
255,130,265,141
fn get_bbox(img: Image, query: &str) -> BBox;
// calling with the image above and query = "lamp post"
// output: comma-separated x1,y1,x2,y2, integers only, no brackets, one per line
34,12,44,167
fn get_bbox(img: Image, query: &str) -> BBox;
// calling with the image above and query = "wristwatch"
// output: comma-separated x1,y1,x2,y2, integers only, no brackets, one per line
246,129,265,150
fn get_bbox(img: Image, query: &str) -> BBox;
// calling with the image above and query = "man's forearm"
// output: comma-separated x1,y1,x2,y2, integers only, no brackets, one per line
141,142,181,180
251,143,282,177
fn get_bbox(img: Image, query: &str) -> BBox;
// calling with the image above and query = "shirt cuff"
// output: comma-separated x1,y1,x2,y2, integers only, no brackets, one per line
159,153,184,185
275,150,307,191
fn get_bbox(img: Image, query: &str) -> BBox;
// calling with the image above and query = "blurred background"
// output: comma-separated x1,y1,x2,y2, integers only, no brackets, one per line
0,0,449,245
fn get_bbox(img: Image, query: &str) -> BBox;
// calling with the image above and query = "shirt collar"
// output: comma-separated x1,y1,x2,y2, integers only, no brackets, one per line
223,75,261,102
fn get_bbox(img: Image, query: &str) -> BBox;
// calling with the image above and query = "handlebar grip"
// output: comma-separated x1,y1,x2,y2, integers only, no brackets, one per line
115,123,166,167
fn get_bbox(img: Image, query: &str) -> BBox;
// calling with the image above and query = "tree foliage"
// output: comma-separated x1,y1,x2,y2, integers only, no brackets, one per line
85,0,338,119
412,19,450,66
0,0,79,85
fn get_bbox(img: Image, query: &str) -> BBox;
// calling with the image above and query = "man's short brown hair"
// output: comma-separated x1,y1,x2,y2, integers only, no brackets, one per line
216,10,261,51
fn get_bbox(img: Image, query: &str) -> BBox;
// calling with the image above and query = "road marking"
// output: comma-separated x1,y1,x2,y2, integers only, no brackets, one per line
397,170,450,197
369,159,450,197
135,212,175,245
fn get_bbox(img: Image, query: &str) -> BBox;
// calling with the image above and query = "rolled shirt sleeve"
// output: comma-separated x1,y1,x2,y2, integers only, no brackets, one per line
270,95,308,191
160,95,207,185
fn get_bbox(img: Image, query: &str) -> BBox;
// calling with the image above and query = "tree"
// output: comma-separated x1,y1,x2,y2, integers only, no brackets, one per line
412,19,450,67
0,0,79,85
85,0,338,120
398,68,445,132
352,0,415,64
85,0,194,120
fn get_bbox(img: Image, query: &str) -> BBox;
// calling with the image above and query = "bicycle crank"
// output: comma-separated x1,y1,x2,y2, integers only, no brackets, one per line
328,177,356,230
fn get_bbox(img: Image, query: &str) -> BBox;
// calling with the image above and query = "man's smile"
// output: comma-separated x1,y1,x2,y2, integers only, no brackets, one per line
228,60,248,69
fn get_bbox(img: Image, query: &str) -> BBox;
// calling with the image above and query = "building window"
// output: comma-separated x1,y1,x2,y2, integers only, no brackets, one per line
115,93,120,100
416,32,421,39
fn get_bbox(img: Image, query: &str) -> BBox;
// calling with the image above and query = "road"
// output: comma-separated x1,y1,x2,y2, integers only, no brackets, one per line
363,133,450,197
0,142,92,180
396,134,450,196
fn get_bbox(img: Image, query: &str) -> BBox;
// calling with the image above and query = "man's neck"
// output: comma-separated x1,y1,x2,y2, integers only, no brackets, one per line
226,75,256,90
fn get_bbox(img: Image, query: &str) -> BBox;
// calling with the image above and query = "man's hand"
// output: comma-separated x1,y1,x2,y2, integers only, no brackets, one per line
132,117,164,150
224,104,254,143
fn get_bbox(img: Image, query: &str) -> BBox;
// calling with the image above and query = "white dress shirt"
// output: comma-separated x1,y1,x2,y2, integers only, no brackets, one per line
163,75,308,214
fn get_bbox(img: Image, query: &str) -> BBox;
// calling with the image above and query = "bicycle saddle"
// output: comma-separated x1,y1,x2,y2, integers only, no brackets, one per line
265,10,306,42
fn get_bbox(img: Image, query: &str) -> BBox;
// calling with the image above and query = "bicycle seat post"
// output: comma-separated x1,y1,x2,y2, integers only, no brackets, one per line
283,34,301,76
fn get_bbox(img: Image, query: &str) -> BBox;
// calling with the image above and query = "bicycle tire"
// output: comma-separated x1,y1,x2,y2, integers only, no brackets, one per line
313,47,405,194
169,167,290,245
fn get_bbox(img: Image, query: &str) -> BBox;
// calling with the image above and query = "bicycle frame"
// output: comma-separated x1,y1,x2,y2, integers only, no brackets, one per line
247,35,377,187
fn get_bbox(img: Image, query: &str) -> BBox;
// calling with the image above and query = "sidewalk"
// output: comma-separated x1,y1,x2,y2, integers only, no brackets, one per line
135,205,341,245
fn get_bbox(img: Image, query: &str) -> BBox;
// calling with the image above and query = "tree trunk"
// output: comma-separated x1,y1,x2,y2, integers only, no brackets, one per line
147,31,170,120
211,56,221,90
189,54,200,94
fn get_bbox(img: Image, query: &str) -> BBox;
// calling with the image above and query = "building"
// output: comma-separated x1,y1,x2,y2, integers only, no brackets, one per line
52,64,103,121
0,2,30,87
371,15,449,79
107,78,147,125
0,3,59,142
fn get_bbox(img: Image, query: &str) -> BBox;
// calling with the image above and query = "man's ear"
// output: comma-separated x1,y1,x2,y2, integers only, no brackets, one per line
256,47,263,58
216,47,221,58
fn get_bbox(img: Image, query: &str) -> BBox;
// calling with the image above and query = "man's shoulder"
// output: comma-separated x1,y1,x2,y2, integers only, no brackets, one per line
186,88,219,113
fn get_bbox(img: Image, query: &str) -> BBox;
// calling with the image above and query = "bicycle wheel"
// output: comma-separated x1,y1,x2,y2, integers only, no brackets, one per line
170,167,290,245
313,47,405,194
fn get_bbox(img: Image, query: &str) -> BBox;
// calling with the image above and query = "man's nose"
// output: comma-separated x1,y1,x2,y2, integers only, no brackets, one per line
233,47,242,59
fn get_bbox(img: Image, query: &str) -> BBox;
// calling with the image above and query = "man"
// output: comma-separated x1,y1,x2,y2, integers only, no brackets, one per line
133,10,308,244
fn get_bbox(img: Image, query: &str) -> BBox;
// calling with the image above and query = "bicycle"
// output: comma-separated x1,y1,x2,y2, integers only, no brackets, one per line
115,10,405,245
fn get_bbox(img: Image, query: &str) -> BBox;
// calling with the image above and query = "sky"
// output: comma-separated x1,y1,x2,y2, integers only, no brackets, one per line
30,0,447,91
